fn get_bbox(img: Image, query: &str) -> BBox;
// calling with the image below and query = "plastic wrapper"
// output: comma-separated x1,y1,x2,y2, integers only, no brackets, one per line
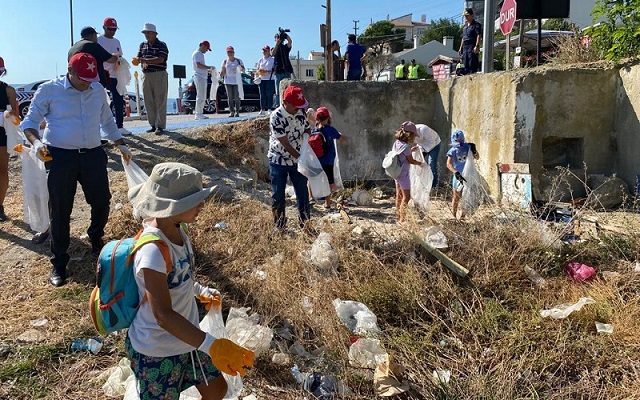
123,158,149,189
225,307,273,357
348,338,388,369
333,139,343,190
333,299,380,336
4,110,25,155
540,297,595,319
409,149,433,210
308,232,339,275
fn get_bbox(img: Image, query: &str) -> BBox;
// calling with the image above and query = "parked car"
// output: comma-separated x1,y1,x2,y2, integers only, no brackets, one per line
182,73,260,114
15,79,50,119
108,91,145,116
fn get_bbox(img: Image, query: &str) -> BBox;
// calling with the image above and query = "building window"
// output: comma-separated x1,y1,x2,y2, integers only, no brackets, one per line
306,69,315,77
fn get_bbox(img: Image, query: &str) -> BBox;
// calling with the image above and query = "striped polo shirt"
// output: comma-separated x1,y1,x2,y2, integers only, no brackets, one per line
137,39,169,73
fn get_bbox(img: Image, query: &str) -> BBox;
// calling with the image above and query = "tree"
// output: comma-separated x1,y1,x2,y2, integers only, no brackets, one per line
542,18,578,31
366,53,396,80
590,0,640,61
316,63,325,81
358,20,406,54
420,18,463,51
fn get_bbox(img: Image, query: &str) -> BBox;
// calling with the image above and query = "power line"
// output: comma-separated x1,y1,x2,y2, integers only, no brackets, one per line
353,20,360,36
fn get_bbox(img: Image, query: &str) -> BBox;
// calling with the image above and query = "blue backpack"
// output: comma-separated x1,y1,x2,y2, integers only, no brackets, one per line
90,230,172,335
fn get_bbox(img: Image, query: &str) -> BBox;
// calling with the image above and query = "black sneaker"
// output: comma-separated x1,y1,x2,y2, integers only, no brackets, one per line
0,205,7,222
31,230,50,244
49,268,67,287
145,126,156,133
155,127,164,135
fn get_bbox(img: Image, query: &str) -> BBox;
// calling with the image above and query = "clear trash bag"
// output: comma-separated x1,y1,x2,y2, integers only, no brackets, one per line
20,146,49,232
460,155,482,215
298,135,330,198
409,149,433,210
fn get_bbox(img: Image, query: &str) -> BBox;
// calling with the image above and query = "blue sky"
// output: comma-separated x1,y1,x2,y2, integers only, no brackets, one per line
0,0,460,98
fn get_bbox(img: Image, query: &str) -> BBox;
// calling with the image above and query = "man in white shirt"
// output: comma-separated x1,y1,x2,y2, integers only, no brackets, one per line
97,17,131,135
403,121,442,188
192,40,213,120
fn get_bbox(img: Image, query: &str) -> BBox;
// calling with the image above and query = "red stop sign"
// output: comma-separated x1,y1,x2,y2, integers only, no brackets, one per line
499,0,517,35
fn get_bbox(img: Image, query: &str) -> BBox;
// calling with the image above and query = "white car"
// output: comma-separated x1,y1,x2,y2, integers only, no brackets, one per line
15,79,50,119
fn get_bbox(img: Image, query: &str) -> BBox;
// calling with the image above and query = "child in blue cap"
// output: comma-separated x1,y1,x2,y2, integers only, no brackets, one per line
446,129,479,219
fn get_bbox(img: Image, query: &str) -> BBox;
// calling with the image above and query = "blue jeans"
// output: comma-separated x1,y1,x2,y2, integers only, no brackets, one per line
259,80,275,111
107,78,124,128
347,68,362,81
423,143,441,188
270,163,310,228
273,72,291,108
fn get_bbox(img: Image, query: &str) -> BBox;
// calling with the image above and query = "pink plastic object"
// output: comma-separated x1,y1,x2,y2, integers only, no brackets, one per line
565,262,596,282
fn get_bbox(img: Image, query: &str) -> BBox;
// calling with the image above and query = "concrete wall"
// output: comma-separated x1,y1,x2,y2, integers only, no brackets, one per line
289,60,640,199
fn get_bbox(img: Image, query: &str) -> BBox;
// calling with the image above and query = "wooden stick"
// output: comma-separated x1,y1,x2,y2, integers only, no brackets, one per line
411,232,469,277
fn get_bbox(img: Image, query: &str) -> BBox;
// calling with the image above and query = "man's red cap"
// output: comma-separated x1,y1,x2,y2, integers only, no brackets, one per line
226,46,235,52
104,17,118,29
200,41,211,51
0,57,5,69
283,86,309,109
69,53,99,83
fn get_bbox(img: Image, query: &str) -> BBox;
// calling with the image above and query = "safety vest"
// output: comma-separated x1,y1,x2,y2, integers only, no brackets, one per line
408,64,419,79
395,64,405,78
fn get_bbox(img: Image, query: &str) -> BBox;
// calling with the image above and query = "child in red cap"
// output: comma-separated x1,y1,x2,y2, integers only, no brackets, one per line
312,107,346,209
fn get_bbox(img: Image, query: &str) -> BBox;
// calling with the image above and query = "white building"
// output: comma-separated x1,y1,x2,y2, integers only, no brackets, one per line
374,38,460,81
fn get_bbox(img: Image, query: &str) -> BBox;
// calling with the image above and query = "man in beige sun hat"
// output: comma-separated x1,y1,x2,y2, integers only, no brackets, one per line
127,162,255,398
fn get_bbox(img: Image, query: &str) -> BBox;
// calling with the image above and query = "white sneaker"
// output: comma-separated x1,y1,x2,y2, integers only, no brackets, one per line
194,114,208,120
258,110,266,116
119,127,133,136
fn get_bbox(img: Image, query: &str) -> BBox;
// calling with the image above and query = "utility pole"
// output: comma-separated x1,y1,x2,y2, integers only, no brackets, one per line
481,0,496,73
326,0,332,81
353,20,359,36
69,0,74,46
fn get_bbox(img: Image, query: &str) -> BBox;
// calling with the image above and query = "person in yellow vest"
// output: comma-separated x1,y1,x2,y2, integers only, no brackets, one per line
408,59,420,80
395,59,407,80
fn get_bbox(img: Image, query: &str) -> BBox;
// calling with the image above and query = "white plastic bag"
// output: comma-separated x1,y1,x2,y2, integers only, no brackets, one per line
123,158,148,189
102,358,133,397
333,299,380,336
424,226,448,249
309,232,339,275
460,154,482,215
409,149,433,210
539,297,595,319
235,67,244,100
21,146,49,232
225,307,273,357
4,110,25,155
333,139,343,190
209,69,220,101
297,135,330,198
200,307,243,399
348,338,388,369
115,58,132,96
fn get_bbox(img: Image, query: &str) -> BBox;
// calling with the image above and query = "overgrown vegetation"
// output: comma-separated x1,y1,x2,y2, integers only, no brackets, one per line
591,0,640,61
2,121,640,399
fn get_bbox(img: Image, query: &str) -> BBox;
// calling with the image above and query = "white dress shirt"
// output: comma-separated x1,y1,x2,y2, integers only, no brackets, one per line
415,123,441,153
20,76,121,149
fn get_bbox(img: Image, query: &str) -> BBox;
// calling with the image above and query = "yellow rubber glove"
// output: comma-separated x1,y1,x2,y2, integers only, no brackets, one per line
198,334,255,376
194,284,221,311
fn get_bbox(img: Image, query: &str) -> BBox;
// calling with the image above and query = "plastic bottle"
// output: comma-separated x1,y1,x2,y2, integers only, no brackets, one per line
524,266,547,288
71,338,103,354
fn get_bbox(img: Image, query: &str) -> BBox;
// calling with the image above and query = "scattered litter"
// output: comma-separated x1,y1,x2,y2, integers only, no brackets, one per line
348,338,388,369
333,299,380,336
227,247,234,255
634,262,640,273
432,369,452,384
285,185,296,199
17,329,45,343
214,221,228,230
70,338,103,354
0,343,11,357
565,262,596,282
272,352,292,365
302,296,314,315
102,358,133,397
351,190,373,206
289,342,313,358
540,297,596,319
114,202,123,211
308,232,339,275
438,337,464,348
226,307,273,357
561,233,583,244
424,226,448,249
291,365,351,399
252,270,267,280
524,266,547,288
351,225,365,235
242,395,258,400
595,322,614,334
374,356,410,396
30,318,48,327
413,232,469,277
371,187,385,199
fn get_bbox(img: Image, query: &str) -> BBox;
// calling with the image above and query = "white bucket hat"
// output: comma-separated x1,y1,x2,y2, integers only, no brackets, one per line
128,162,215,218
141,23,157,33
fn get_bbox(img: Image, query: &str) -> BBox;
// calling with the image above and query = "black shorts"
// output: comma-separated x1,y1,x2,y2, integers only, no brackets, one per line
0,127,6,147
322,164,335,185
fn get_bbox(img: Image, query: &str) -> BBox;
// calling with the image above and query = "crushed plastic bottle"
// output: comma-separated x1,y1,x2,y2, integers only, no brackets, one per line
524,266,547,288
214,222,228,230
71,338,103,354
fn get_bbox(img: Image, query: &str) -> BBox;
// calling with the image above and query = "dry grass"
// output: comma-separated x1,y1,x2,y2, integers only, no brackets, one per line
2,121,640,399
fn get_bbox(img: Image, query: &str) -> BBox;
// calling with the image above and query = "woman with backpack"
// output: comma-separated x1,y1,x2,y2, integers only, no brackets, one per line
220,46,245,118
392,122,422,223
310,107,346,210
126,162,254,399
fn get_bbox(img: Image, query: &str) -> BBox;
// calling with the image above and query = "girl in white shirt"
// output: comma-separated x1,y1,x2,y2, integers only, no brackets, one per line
220,46,245,118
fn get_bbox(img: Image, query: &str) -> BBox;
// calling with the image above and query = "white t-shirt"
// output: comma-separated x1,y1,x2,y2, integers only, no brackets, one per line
222,58,243,85
128,222,200,357
192,49,207,78
97,35,122,75
415,123,441,152
256,56,275,80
